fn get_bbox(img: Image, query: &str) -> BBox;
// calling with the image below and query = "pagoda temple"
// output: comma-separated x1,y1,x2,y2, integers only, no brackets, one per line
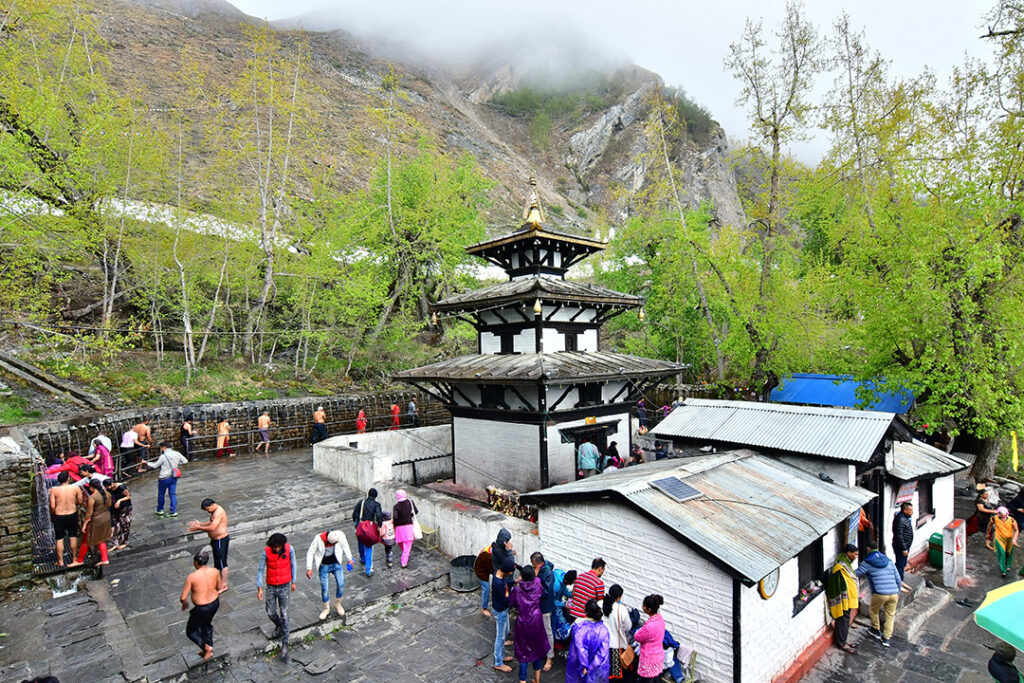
394,182,683,492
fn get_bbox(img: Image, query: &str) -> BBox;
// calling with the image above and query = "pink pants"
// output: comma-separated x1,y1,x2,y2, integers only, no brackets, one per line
399,540,413,566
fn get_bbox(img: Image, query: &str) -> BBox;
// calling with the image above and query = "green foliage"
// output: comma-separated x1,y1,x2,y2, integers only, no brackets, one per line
0,395,42,425
662,87,718,146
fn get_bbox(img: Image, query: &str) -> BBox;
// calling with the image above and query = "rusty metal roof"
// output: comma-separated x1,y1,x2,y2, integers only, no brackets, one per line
650,398,895,463
525,450,875,582
394,351,683,385
434,277,643,313
889,440,970,481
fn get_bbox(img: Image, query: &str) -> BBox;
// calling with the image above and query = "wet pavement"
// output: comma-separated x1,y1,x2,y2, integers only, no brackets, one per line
190,585,570,683
1,449,451,682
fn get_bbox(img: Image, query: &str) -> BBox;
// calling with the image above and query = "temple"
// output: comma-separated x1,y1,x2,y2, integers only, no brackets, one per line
394,180,683,492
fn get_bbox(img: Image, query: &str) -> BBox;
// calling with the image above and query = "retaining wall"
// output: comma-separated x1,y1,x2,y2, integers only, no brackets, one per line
314,437,538,562
0,440,34,591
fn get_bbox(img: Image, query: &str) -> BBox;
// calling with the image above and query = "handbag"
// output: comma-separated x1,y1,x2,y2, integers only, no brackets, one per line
617,604,636,668
355,500,381,546
412,511,423,540
172,467,182,478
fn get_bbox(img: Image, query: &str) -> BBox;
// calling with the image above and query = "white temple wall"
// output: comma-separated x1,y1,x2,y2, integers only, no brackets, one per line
514,328,536,353
580,328,598,351
454,416,541,491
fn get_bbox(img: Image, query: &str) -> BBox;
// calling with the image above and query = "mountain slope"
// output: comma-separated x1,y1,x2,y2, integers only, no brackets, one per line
99,0,745,233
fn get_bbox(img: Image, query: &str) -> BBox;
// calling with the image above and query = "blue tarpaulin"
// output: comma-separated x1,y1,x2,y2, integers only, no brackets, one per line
769,373,915,413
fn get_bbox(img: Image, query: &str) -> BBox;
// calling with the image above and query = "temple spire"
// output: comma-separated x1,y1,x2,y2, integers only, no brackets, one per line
522,177,545,230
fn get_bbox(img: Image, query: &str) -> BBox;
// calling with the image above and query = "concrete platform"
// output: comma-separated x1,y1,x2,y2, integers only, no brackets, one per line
1,449,451,683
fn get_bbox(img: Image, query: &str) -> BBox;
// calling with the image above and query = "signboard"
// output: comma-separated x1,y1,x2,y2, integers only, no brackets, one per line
847,510,859,546
896,480,918,504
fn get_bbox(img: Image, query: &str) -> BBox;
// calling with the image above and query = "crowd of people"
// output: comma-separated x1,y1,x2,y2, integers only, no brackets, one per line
473,530,693,683
178,487,421,660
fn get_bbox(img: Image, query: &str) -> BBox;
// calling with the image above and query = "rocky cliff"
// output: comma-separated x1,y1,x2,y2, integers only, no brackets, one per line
101,0,745,235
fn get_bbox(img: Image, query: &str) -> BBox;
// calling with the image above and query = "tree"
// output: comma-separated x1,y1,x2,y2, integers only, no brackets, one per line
807,9,1024,480
721,0,822,394
185,24,323,362
0,0,156,327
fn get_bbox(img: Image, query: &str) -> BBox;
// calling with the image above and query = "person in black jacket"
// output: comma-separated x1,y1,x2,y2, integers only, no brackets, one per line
491,528,515,576
351,488,383,577
989,641,1024,683
892,502,915,589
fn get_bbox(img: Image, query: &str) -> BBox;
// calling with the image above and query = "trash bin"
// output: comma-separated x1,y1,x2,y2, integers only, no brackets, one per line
929,532,943,568
449,555,477,592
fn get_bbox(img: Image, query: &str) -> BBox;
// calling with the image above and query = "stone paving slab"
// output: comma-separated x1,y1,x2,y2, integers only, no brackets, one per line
192,585,571,683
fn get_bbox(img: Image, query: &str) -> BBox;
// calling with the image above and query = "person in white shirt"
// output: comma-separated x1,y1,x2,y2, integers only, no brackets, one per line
306,529,353,620
144,442,188,517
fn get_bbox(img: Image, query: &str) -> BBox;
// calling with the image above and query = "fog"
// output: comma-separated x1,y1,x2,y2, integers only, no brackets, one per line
228,0,994,162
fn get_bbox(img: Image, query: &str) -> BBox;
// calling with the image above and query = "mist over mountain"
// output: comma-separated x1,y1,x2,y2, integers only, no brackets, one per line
107,0,744,231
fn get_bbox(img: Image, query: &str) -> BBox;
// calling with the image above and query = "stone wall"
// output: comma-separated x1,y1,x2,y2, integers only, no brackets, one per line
0,439,35,591
19,390,448,469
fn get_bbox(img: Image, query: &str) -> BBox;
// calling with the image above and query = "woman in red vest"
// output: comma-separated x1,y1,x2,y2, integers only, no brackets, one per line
256,533,296,657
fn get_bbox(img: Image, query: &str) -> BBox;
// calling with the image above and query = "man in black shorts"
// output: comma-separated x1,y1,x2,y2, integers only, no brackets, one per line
189,498,230,592
49,471,83,566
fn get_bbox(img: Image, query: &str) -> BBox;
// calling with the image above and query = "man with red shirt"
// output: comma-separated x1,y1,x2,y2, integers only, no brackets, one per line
569,557,606,619
257,533,296,657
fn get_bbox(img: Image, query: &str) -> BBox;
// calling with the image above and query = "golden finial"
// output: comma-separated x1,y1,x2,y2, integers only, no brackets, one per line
522,177,545,230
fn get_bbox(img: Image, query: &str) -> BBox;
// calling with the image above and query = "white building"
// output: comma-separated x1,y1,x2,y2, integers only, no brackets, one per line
651,399,969,566
525,451,875,683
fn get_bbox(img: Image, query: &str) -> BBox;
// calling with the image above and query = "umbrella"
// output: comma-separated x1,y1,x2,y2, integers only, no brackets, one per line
974,579,1024,650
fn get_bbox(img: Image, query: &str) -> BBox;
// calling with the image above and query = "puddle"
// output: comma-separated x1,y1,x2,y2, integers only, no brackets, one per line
49,572,86,598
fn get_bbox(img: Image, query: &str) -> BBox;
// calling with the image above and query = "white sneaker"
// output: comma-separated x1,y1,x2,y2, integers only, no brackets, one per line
319,602,330,620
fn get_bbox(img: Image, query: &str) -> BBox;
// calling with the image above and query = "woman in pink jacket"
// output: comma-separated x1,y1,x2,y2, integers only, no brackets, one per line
633,594,666,682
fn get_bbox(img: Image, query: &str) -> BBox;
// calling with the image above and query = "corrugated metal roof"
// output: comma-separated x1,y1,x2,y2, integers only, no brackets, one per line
434,277,642,312
526,450,875,582
650,398,895,463
770,373,915,413
394,351,683,385
889,440,971,480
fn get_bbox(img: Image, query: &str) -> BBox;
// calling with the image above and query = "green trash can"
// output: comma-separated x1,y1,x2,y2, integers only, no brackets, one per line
928,532,943,568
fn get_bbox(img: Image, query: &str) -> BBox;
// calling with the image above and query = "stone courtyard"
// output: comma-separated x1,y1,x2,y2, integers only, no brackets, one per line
0,448,1018,683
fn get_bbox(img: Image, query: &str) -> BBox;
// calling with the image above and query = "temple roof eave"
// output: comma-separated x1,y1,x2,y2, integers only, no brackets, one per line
393,351,685,385
432,278,644,314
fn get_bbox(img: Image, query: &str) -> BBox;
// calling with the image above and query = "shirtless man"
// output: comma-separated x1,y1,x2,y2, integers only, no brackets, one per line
49,471,84,566
189,498,230,592
256,410,271,456
310,406,327,445
215,418,234,458
180,549,221,661
133,418,153,471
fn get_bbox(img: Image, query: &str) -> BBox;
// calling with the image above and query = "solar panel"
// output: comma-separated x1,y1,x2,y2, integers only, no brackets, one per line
650,477,703,503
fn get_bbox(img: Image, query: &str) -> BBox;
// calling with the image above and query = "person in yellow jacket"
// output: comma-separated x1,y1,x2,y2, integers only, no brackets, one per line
826,544,860,654
986,506,1020,578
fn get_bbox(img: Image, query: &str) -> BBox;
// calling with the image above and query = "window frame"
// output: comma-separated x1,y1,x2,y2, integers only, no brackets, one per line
792,536,825,615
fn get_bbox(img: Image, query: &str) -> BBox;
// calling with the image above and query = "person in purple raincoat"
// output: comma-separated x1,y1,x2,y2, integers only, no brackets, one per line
566,598,610,683
510,564,550,683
